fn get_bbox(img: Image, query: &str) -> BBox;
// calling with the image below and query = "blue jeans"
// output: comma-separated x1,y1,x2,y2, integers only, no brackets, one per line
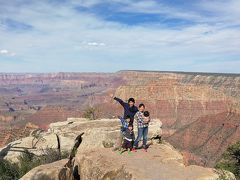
133,127,149,148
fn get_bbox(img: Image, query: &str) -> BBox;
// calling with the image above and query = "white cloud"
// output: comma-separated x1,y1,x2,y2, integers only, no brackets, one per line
87,42,106,46
0,49,9,54
0,49,16,56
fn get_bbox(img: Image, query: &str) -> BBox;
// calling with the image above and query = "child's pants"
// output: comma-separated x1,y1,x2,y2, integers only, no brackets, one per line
122,139,133,150
133,126,149,148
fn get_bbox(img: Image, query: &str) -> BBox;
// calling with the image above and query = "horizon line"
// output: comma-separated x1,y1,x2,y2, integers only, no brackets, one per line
0,70,240,76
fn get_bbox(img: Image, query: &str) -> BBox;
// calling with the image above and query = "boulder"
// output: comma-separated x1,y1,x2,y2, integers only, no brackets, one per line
20,159,71,180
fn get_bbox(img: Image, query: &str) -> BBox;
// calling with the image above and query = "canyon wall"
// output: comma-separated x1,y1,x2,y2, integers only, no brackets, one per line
0,71,240,167
0,72,123,147
114,71,240,127
111,71,240,166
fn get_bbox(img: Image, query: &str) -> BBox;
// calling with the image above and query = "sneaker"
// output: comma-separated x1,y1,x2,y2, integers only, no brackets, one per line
143,147,147,152
132,148,137,152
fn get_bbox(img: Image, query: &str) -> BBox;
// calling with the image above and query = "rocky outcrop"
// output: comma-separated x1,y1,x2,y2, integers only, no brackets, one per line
21,144,231,180
1,118,162,163
0,117,233,180
18,118,235,180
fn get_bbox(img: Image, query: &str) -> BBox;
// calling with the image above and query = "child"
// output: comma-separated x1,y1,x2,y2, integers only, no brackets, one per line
121,124,135,154
117,116,134,153
143,111,150,125
133,107,151,152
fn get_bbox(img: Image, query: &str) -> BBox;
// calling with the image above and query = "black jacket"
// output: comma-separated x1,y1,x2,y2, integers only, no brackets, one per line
114,97,138,120
122,129,135,141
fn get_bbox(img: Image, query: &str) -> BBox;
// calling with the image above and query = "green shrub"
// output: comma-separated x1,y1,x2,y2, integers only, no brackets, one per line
0,160,19,180
0,148,69,179
18,150,41,177
215,141,240,179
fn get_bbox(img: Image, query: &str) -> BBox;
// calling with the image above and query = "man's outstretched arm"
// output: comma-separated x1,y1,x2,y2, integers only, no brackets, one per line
113,97,126,107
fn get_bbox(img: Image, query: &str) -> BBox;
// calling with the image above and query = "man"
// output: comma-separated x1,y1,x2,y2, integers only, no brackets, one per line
111,95,138,150
113,96,138,125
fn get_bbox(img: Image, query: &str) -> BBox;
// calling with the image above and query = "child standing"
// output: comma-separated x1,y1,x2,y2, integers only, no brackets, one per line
118,116,135,154
121,124,135,154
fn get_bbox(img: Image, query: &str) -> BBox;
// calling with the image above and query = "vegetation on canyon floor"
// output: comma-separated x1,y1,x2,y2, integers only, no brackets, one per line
215,141,240,179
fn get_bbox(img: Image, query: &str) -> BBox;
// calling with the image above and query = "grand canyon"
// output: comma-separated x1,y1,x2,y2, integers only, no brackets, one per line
0,70,240,169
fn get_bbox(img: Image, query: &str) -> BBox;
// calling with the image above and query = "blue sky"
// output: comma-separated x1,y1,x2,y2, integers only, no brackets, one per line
0,0,240,73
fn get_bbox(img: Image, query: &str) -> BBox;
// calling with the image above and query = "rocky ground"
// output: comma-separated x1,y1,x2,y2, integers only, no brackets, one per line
76,145,229,180
21,144,231,180
0,118,236,180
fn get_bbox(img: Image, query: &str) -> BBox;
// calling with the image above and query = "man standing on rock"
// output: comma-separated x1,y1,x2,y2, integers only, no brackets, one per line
110,95,138,151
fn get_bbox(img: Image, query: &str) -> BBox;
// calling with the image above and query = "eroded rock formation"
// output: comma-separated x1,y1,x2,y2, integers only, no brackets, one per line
17,118,235,180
